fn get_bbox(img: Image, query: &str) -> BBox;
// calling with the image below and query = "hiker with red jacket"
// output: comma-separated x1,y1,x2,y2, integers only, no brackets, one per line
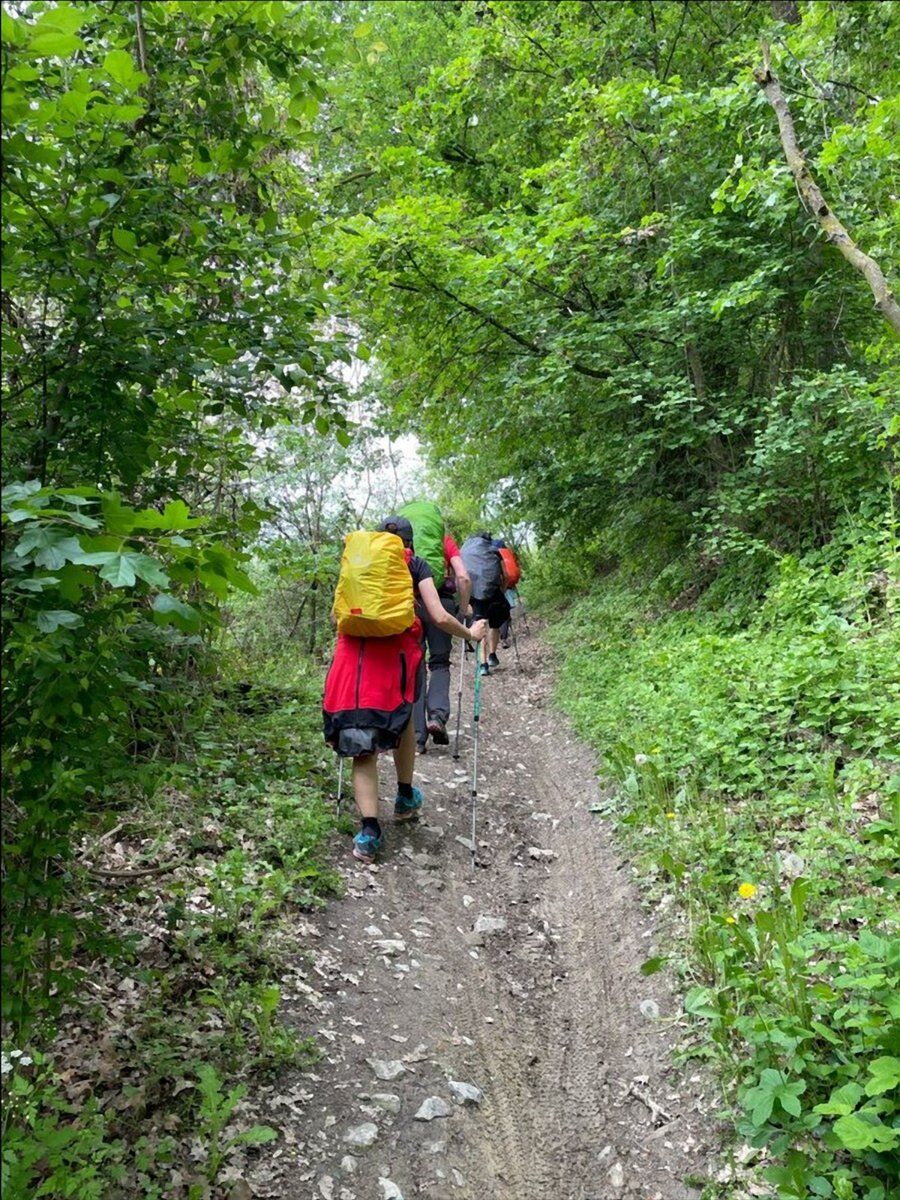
323,515,486,864
399,502,472,752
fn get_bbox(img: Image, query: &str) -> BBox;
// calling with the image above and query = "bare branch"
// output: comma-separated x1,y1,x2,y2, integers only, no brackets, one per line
754,43,900,336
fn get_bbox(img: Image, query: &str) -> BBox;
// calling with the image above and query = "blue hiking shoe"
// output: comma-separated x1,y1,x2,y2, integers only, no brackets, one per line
488,652,500,668
352,828,383,863
479,662,490,677
394,786,424,823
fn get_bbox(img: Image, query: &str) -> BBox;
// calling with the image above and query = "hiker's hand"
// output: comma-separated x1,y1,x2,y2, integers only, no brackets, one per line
464,604,473,618
469,619,488,642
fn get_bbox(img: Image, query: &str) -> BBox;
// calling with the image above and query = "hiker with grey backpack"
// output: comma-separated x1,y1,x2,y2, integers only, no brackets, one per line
460,531,511,677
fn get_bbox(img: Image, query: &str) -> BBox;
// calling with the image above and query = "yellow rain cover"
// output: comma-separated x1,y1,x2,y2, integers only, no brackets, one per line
332,531,414,638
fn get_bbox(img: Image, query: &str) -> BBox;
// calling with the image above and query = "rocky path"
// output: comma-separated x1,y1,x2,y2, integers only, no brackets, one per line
249,629,716,1200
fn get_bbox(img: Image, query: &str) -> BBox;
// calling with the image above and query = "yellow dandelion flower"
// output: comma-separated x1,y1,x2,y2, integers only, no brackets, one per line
651,746,661,754
665,812,676,819
725,916,736,925
738,882,758,900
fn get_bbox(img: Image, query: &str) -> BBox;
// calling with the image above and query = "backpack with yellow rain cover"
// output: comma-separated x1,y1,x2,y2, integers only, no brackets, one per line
332,530,414,638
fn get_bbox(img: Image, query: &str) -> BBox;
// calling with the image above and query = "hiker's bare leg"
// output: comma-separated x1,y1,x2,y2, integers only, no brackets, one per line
392,718,416,786
352,754,379,819
489,627,500,657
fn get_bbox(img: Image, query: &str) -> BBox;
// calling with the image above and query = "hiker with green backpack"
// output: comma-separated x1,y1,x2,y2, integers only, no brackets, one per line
398,501,472,752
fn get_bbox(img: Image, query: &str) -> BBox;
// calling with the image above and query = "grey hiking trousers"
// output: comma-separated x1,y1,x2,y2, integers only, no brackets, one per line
414,595,457,744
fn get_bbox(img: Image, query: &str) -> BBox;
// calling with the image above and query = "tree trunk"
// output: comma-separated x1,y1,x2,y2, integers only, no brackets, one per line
754,43,900,337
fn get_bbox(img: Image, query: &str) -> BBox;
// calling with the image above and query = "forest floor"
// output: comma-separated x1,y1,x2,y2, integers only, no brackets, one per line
247,628,721,1200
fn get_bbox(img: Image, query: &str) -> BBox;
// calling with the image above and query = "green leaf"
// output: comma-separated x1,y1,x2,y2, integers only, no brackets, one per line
751,1093,775,1126
27,31,83,58
353,22,373,39
33,6,88,35
98,553,137,588
866,1055,900,1096
36,610,83,633
131,554,170,588
814,1081,864,1116
639,956,667,976
152,593,199,624
683,986,717,1017
112,228,137,253
1,9,23,45
103,48,142,88
233,1125,277,1147
131,499,204,531
832,1113,877,1150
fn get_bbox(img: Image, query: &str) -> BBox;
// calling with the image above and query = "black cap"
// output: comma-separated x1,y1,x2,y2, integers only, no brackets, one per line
379,515,414,547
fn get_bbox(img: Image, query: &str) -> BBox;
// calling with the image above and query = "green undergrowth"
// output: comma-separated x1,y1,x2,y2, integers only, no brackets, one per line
2,652,340,1199
547,518,900,1200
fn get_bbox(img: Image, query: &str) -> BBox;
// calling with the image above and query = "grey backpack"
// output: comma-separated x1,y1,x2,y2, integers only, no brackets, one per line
460,534,503,601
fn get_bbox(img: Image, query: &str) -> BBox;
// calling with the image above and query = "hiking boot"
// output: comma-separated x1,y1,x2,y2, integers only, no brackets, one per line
479,662,490,677
488,652,500,668
501,639,511,649
352,828,383,863
416,740,428,755
394,786,424,822
427,716,449,745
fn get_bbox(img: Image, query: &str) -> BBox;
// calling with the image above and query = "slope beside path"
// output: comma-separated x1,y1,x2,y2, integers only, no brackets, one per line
250,629,717,1200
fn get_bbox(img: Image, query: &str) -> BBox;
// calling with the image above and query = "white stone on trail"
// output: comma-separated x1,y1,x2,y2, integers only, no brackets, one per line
473,915,507,935
369,1093,401,1113
364,926,383,937
378,1180,404,1200
462,894,475,907
609,1162,625,1190
528,846,556,861
373,939,406,956
317,1176,335,1199
454,835,475,851
366,1058,407,1081
340,1156,357,1175
414,1095,453,1121
639,999,661,1020
448,1079,483,1106
403,1042,430,1062
342,1122,378,1149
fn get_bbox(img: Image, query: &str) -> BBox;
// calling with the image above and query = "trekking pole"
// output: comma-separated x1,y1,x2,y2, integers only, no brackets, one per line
336,757,344,818
510,617,522,671
470,642,483,870
452,636,466,760
519,596,531,635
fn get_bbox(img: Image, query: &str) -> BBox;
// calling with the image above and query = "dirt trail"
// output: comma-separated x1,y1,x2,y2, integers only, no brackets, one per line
250,630,716,1200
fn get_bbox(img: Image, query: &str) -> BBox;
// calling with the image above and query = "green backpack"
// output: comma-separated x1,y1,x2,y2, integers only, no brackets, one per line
399,500,445,589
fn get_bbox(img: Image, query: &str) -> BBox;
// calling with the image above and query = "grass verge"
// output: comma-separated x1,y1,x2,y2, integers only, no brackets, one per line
545,525,899,1200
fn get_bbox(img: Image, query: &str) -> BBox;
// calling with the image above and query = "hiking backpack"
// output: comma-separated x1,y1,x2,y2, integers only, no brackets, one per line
460,534,503,601
499,547,521,588
399,500,445,589
332,530,414,638
323,624,423,757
